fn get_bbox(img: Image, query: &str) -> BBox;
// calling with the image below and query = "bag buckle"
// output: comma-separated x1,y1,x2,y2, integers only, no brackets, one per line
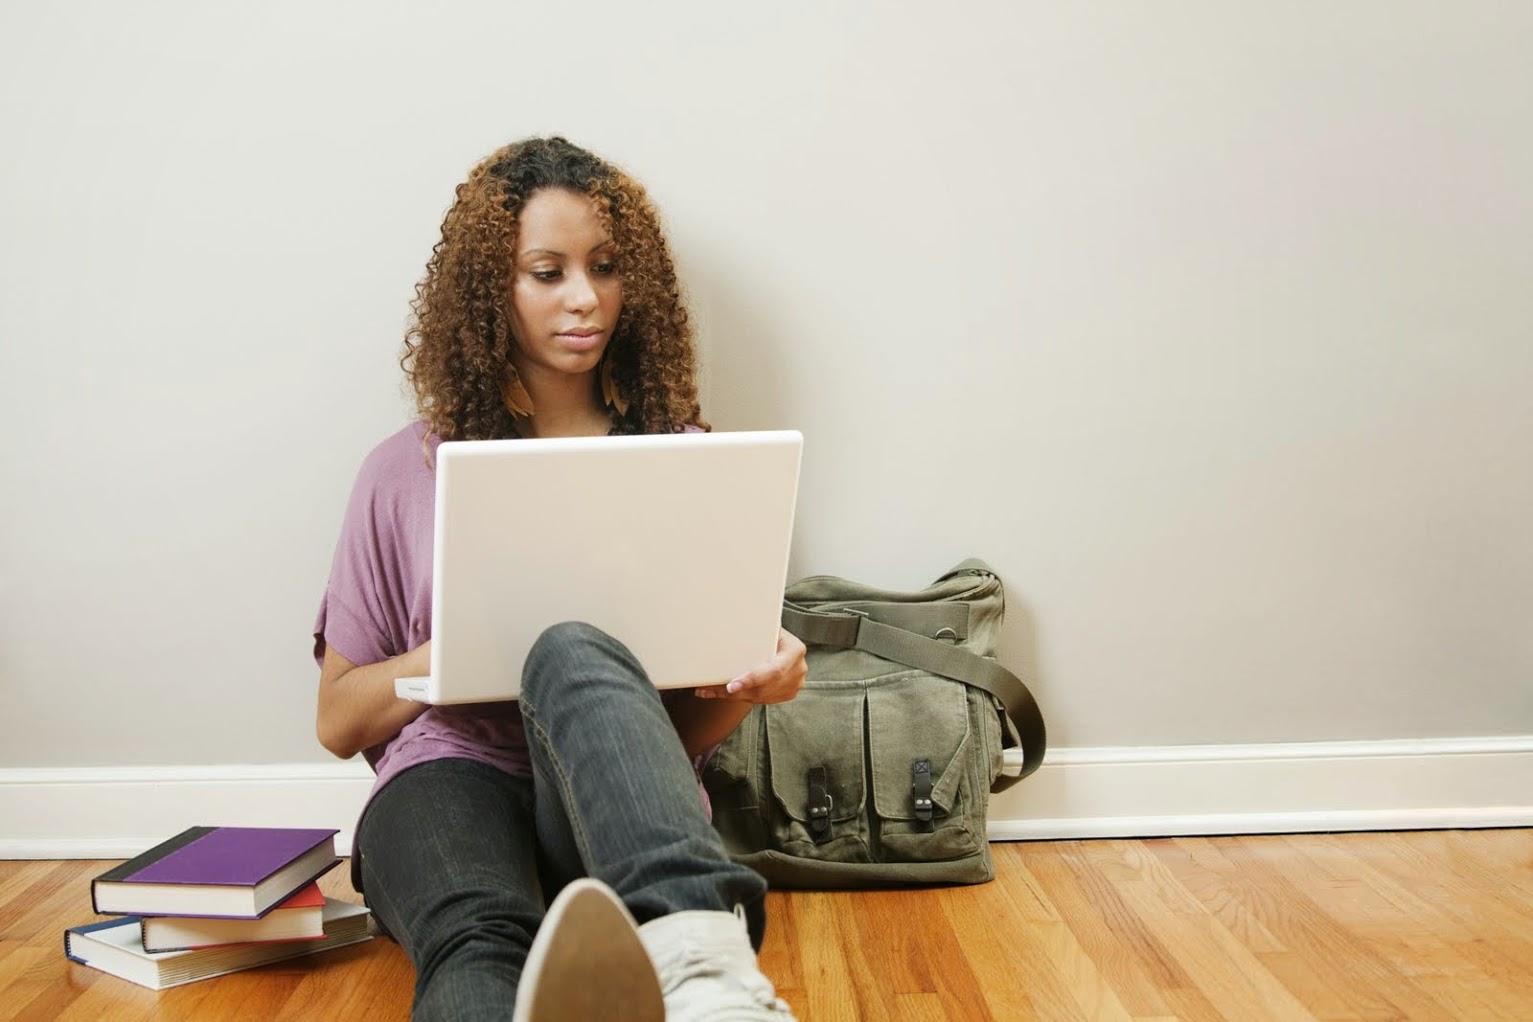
912,759,934,825
822,608,865,647
807,766,833,844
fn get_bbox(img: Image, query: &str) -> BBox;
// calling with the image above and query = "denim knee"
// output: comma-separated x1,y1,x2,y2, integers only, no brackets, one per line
522,621,651,702
531,620,611,656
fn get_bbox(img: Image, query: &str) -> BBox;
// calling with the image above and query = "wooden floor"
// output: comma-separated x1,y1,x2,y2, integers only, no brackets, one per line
2,829,1531,1020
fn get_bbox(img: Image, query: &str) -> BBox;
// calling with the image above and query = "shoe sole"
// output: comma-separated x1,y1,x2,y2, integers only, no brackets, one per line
512,878,664,1022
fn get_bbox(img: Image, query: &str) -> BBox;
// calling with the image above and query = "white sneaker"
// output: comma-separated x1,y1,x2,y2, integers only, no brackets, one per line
512,878,664,1022
637,907,797,1021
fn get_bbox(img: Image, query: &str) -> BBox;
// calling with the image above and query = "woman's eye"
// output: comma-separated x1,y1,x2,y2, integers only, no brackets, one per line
530,269,561,282
593,262,617,276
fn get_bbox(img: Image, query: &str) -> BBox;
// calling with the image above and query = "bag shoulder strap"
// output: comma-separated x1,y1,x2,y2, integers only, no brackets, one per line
781,602,1046,791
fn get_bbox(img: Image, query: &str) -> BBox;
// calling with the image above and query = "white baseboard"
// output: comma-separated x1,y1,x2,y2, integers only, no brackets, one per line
986,735,1533,840
0,762,375,859
1,737,1529,859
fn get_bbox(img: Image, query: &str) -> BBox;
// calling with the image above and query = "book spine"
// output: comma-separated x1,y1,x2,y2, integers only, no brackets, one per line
253,858,342,919
90,827,214,913
64,916,144,963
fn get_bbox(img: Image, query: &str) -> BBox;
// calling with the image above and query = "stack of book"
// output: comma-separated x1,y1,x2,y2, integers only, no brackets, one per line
65,825,373,990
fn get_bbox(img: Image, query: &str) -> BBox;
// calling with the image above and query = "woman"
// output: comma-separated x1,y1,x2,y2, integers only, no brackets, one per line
314,136,804,1021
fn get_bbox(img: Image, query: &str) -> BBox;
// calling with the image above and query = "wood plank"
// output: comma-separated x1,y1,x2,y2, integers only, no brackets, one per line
3,944,73,1022
1225,835,1461,1021
1292,834,1533,1021
1358,832,1533,997
1144,838,1288,954
1451,828,1533,903
1020,840,1215,1019
757,890,804,1007
272,939,412,1021
1077,840,1316,1021
0,862,56,927
1156,836,1427,1021
943,862,1104,1021
1,861,99,941
850,888,993,1020
787,890,889,1022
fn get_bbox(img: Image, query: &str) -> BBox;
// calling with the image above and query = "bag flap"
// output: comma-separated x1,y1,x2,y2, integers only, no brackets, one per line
764,690,866,825
866,674,972,819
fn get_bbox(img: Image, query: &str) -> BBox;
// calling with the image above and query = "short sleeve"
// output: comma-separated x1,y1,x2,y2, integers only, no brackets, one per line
313,425,435,668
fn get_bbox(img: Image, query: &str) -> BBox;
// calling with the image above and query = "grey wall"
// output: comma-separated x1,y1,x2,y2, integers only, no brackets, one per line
3,1,1530,768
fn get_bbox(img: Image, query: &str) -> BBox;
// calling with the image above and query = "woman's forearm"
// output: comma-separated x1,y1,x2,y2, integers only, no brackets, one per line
667,691,754,759
316,643,432,759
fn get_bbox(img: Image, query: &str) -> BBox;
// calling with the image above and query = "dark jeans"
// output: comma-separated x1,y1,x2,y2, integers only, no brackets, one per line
358,622,768,1021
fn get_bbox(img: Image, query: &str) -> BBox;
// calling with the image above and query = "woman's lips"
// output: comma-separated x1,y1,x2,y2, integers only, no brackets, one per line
556,330,603,352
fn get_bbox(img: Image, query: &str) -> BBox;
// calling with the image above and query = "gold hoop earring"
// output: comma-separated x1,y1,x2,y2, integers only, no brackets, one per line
599,353,630,416
502,370,534,420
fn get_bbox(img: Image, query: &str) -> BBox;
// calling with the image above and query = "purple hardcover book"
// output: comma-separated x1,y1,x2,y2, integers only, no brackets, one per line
126,828,335,885
91,826,341,917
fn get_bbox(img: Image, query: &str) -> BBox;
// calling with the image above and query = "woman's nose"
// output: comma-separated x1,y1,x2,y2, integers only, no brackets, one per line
564,272,597,312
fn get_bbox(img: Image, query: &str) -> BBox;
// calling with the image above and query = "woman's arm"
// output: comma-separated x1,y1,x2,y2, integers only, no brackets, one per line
667,693,756,759
316,642,433,760
666,627,808,757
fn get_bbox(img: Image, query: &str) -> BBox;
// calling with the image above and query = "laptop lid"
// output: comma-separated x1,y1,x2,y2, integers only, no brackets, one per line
395,429,803,704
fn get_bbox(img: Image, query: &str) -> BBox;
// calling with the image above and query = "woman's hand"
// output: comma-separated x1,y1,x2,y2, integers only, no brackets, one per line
695,627,808,704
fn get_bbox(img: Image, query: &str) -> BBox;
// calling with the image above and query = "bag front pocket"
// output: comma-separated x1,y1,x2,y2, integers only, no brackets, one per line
866,672,982,862
764,687,871,862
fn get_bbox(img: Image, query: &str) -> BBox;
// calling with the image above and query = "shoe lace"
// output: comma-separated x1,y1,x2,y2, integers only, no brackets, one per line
649,943,796,1021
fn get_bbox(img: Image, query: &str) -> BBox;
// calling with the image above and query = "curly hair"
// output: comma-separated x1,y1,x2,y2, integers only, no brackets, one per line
401,136,707,440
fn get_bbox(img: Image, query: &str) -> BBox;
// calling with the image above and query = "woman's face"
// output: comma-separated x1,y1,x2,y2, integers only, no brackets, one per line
507,188,624,383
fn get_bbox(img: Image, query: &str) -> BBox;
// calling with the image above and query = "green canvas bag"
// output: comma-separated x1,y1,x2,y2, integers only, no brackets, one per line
702,559,1046,888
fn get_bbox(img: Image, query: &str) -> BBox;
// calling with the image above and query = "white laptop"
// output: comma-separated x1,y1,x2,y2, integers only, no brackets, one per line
395,429,803,704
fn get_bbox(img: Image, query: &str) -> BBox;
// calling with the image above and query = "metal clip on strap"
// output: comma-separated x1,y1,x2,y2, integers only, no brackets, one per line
807,766,833,844
912,759,934,824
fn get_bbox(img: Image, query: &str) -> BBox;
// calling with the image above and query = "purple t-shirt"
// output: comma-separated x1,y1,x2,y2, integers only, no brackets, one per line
314,420,704,816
